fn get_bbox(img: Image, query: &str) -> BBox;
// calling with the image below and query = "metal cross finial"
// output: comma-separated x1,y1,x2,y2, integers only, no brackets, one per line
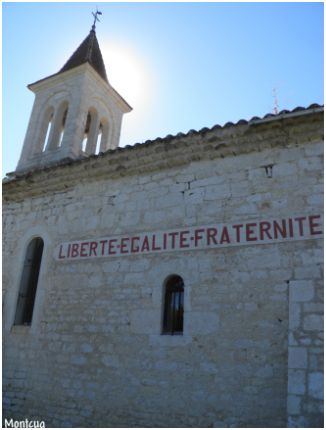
91,9,102,31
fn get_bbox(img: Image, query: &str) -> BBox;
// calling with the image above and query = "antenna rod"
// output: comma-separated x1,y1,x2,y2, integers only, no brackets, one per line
272,87,279,115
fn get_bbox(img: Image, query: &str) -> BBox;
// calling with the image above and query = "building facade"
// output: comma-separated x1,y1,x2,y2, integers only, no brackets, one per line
2,26,324,428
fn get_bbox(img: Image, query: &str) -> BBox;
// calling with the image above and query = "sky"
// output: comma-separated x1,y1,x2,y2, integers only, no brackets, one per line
2,1,324,175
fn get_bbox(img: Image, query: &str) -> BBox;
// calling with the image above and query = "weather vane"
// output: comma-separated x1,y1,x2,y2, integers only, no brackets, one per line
92,9,102,31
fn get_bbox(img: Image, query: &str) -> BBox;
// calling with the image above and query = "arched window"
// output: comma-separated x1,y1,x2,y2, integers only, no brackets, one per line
14,237,44,326
42,115,53,152
58,107,68,147
98,118,109,152
44,101,69,150
162,275,184,335
39,106,54,153
95,123,103,154
81,109,99,154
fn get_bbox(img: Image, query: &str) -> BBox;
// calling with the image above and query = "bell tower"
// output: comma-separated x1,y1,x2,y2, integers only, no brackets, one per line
16,14,132,173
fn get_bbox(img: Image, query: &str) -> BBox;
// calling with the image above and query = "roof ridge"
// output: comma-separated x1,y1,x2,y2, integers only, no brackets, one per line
128,103,324,147
4,103,323,181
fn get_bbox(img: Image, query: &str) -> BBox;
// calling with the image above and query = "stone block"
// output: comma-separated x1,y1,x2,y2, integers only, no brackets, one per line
299,156,323,171
71,355,86,366
190,176,224,189
304,142,323,156
255,365,273,378
248,167,266,180
230,182,250,197
186,311,219,335
287,394,302,415
288,347,308,369
294,266,322,280
204,184,231,200
184,188,204,204
80,343,93,353
130,309,160,334
289,281,314,302
307,194,323,206
303,314,323,331
308,373,323,400
175,173,195,183
288,332,298,346
287,415,308,428
303,303,324,312
289,303,301,330
288,369,306,395
273,162,297,176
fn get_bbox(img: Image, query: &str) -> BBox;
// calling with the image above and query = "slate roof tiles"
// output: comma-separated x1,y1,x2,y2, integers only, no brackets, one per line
59,29,108,84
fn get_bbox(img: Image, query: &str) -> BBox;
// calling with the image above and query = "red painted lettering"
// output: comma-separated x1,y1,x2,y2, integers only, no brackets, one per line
207,228,218,245
71,243,79,258
309,215,323,235
58,245,66,259
232,224,243,242
141,236,150,252
168,232,178,249
163,233,167,250
194,229,205,246
108,239,117,255
99,240,107,256
120,238,129,254
294,216,306,236
152,234,162,251
288,218,294,237
220,227,230,244
89,241,98,256
80,242,89,257
179,231,190,248
273,219,287,239
131,237,140,253
246,223,257,241
67,244,71,258
259,221,272,240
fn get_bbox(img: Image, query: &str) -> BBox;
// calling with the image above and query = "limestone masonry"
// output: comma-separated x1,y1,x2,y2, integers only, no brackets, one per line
2,24,324,429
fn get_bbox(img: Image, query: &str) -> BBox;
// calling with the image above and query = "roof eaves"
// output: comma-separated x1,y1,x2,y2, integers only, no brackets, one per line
4,103,323,182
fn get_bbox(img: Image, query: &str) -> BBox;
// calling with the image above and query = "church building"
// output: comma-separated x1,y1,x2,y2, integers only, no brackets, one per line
2,21,324,428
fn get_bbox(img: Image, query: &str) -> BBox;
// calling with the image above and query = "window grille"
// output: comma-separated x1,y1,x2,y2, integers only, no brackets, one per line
162,275,184,335
14,237,44,326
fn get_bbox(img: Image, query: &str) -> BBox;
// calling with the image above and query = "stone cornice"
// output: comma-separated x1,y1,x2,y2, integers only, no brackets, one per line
3,108,323,202
28,64,132,113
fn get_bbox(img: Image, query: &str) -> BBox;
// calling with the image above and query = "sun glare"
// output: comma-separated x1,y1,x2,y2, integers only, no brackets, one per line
101,41,152,109
101,40,156,147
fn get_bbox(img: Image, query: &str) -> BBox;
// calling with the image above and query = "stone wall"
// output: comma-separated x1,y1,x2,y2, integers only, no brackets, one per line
287,278,323,426
3,113,323,427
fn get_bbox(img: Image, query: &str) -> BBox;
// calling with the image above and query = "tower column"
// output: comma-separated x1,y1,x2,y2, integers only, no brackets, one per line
85,112,100,155
59,100,85,157
46,103,66,150
99,121,110,153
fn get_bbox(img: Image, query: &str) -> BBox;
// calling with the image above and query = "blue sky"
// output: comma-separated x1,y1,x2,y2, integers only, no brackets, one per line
2,2,324,175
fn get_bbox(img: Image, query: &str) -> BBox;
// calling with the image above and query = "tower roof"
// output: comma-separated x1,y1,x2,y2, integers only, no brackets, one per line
58,29,108,83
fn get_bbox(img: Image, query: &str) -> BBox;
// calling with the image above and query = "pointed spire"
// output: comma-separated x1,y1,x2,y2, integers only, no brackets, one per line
58,25,108,83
